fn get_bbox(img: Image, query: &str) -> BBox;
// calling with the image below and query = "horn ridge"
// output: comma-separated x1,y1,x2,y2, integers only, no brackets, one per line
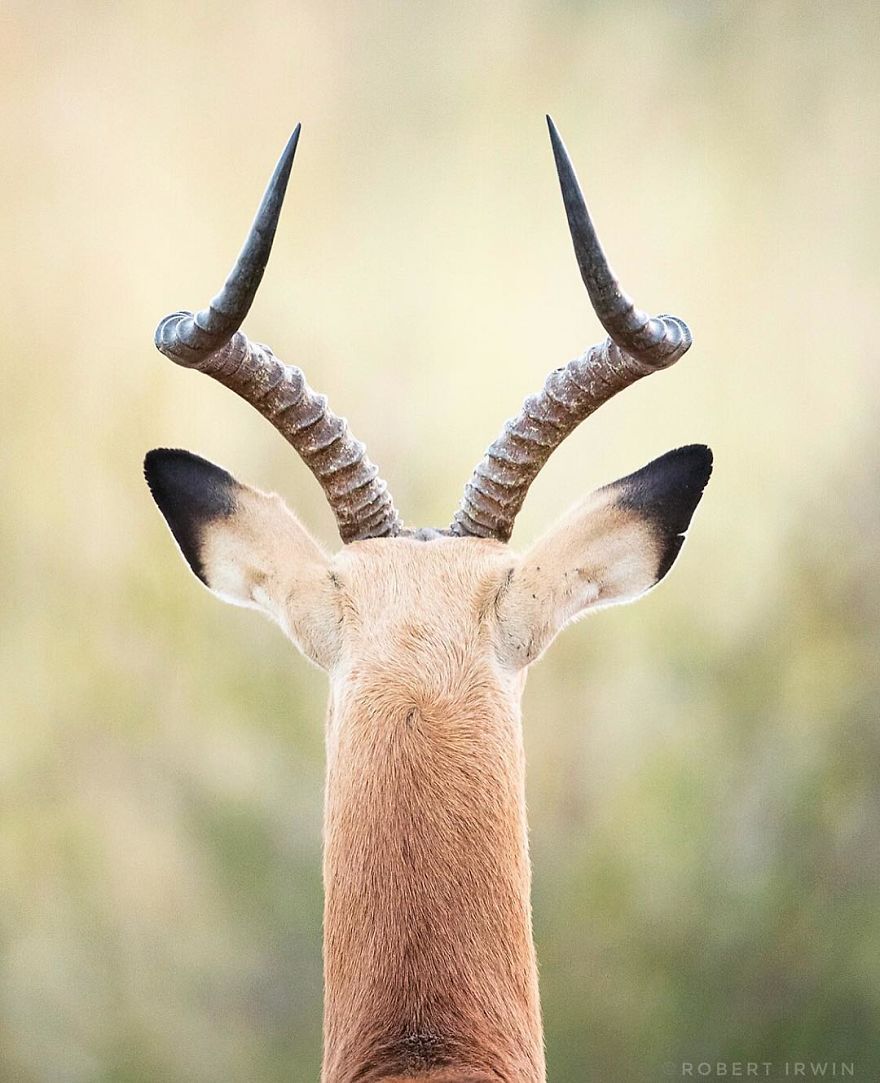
153,126,402,542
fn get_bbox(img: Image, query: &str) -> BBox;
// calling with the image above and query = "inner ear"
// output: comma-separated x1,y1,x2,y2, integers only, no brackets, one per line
145,448,342,669
494,444,712,669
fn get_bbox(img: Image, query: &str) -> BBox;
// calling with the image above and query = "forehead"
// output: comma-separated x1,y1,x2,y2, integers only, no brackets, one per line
331,535,511,599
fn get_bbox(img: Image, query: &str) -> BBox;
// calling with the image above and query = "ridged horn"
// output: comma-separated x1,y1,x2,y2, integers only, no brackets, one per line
451,116,693,542
155,125,402,543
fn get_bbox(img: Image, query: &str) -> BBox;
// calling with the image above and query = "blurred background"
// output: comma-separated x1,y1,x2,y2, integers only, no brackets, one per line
2,2,878,1080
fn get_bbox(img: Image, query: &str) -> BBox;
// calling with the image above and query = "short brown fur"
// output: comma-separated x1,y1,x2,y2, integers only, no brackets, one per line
321,539,542,1081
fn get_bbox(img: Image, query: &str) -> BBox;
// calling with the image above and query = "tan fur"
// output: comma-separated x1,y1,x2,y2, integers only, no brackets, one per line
200,488,340,668
321,539,540,1082
192,480,670,1082
495,487,663,669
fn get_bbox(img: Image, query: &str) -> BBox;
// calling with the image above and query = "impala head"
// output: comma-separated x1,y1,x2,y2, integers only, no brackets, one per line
144,118,711,1081
146,118,711,687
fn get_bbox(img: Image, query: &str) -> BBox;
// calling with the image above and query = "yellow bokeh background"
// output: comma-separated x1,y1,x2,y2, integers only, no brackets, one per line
2,3,878,1079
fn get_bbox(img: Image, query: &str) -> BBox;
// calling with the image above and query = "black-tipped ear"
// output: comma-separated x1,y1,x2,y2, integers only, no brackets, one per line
144,449,239,584
613,444,713,580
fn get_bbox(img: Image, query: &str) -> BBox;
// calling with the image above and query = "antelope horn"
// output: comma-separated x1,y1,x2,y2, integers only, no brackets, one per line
451,116,693,542
155,125,402,543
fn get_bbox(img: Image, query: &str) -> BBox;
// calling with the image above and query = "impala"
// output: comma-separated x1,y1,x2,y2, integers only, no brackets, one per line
145,118,711,1083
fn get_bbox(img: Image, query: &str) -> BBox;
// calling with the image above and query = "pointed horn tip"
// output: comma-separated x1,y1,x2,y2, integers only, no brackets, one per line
546,118,578,192
267,124,302,190
546,114,565,153
276,123,302,175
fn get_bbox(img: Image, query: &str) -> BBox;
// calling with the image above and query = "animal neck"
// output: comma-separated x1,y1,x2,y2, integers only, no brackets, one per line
320,672,545,1083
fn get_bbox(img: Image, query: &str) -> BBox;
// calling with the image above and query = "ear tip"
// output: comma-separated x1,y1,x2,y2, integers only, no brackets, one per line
662,443,713,485
613,444,713,582
644,444,714,510
144,448,238,505
144,447,180,504
143,447,181,495
143,448,239,586
144,445,227,474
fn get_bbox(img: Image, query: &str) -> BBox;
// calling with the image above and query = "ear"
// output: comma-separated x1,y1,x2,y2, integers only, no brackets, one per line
495,445,712,668
144,449,341,669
